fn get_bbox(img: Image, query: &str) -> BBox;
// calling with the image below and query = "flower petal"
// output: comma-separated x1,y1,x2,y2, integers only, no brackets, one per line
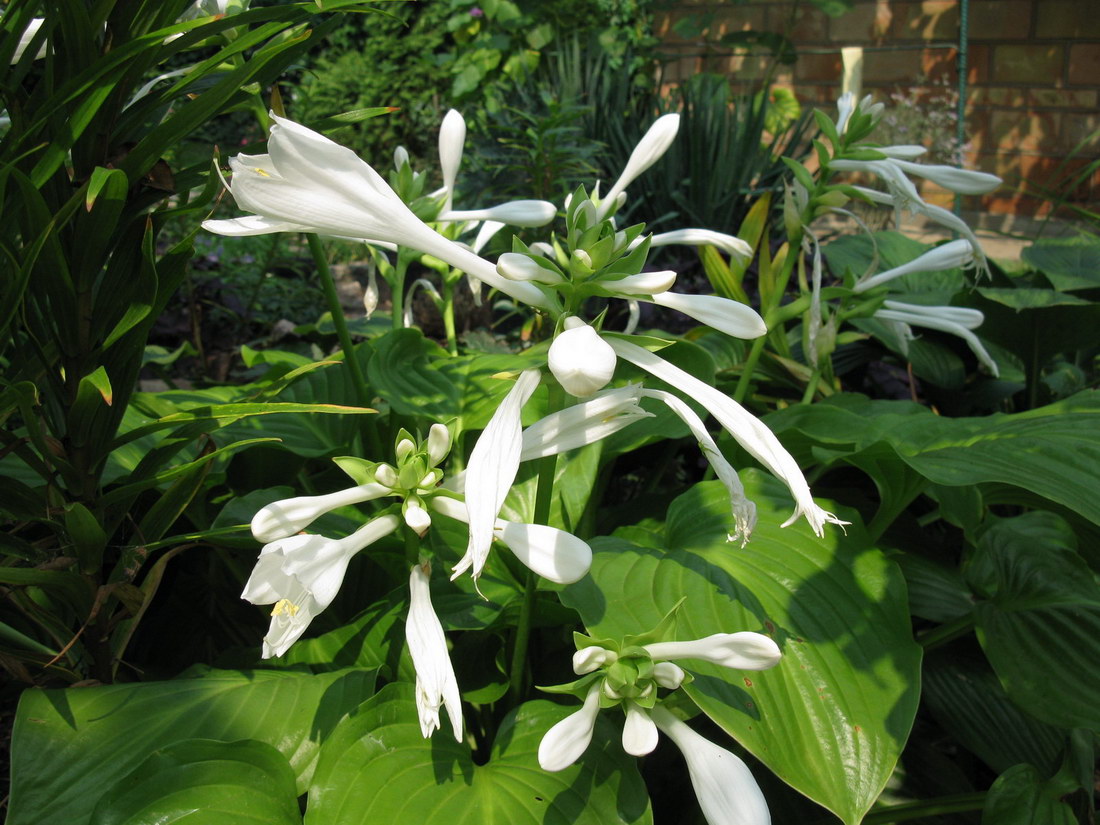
519,384,651,461
623,703,660,756
250,483,392,543
645,292,767,340
598,114,680,219
440,200,556,227
645,632,782,671
495,520,592,584
407,562,463,741
608,339,846,537
548,321,617,397
650,706,772,825
538,685,602,771
646,228,753,262
453,370,541,580
438,109,466,213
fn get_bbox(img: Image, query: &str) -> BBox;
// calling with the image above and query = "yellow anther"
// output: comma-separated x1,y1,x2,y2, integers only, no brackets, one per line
271,598,299,617
253,168,271,177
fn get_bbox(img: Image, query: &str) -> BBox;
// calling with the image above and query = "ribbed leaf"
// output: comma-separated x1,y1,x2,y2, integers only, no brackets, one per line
305,683,651,825
562,472,920,824
8,667,377,825
982,764,1076,825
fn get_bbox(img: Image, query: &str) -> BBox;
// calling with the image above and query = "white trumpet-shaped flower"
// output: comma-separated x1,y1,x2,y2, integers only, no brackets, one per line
548,319,618,398
201,114,552,311
650,705,771,825
439,200,557,227
641,389,757,544
608,337,847,537
519,384,652,460
431,495,592,584
875,300,999,376
407,561,463,741
623,702,659,756
438,109,466,213
597,114,681,219
646,292,768,340
609,270,679,295
644,632,782,671
243,514,401,658
454,370,542,581
886,158,1002,195
854,238,974,293
639,228,753,262
538,684,602,771
250,483,392,544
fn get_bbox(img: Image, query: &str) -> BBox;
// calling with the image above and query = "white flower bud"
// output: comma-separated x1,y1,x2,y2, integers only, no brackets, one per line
496,252,562,284
548,320,617,398
573,646,618,675
395,438,415,462
404,503,432,537
427,423,451,465
374,463,398,488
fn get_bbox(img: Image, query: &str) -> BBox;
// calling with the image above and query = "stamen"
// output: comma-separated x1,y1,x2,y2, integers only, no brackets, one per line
271,598,299,617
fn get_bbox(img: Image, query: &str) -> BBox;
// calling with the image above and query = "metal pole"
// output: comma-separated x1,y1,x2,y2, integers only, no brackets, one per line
955,0,969,216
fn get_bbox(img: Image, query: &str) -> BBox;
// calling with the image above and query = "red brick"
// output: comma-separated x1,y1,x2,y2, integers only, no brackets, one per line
794,51,844,82
710,6,768,37
969,87,1028,107
969,0,1032,40
991,44,1064,84
967,44,992,84
1068,44,1100,85
990,108,1061,153
863,46,925,82
1028,88,1098,109
788,6,830,42
1035,1,1100,38
921,46,958,80
827,2,887,43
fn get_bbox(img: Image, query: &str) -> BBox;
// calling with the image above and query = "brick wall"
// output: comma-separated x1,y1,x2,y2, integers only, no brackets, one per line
656,0,1100,216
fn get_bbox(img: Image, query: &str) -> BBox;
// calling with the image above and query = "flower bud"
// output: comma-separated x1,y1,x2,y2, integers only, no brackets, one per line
548,320,617,398
427,423,451,465
404,502,432,537
374,463,398,488
573,646,618,675
496,252,562,284
395,438,415,462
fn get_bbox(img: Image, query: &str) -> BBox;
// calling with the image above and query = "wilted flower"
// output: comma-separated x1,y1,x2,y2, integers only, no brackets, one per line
407,560,463,740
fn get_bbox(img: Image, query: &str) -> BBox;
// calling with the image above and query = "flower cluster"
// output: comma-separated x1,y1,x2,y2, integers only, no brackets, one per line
538,619,782,825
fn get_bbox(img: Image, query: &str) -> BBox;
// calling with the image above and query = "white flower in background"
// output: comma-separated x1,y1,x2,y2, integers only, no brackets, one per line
407,561,463,741
874,300,999,376
835,91,855,135
242,515,401,657
201,114,554,311
853,238,974,293
886,158,1001,196
650,705,772,825
597,113,681,219
538,629,779,825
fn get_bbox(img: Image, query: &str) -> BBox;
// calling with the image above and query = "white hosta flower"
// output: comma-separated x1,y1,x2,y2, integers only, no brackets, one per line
641,228,753,262
439,200,556,228
854,238,974,293
201,114,552,311
887,158,1002,195
497,252,564,284
835,91,855,135
874,145,928,160
608,338,847,537
432,495,592,584
519,384,652,460
427,423,451,465
250,482,392,544
573,645,618,674
646,292,767,340
404,502,432,537
642,389,757,545
597,114,681,219
538,684,602,771
829,157,924,220
548,320,618,397
438,109,466,213
407,561,463,741
608,270,678,295
454,370,542,581
650,705,771,825
652,661,687,689
875,300,999,376
243,515,401,657
623,702,659,756
645,632,782,671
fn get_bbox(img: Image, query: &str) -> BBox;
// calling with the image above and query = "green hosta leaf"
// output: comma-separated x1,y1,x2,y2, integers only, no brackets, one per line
89,738,302,825
895,553,973,623
305,683,652,825
562,472,920,824
967,512,1100,730
1021,234,1100,291
923,652,1065,775
767,392,1100,527
982,763,1076,825
8,667,377,825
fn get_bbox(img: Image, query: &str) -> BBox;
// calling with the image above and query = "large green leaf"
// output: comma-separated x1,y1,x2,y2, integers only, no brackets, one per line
89,739,302,825
562,473,920,824
967,512,1100,731
823,231,967,302
767,392,1100,527
982,763,1076,825
304,683,652,825
8,667,376,825
1021,234,1100,292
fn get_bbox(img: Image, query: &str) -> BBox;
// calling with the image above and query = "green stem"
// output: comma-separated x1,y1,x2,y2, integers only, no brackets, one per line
734,336,768,403
390,252,413,331
442,279,458,356
918,614,976,652
308,235,370,407
508,383,563,704
800,369,821,404
863,792,986,823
